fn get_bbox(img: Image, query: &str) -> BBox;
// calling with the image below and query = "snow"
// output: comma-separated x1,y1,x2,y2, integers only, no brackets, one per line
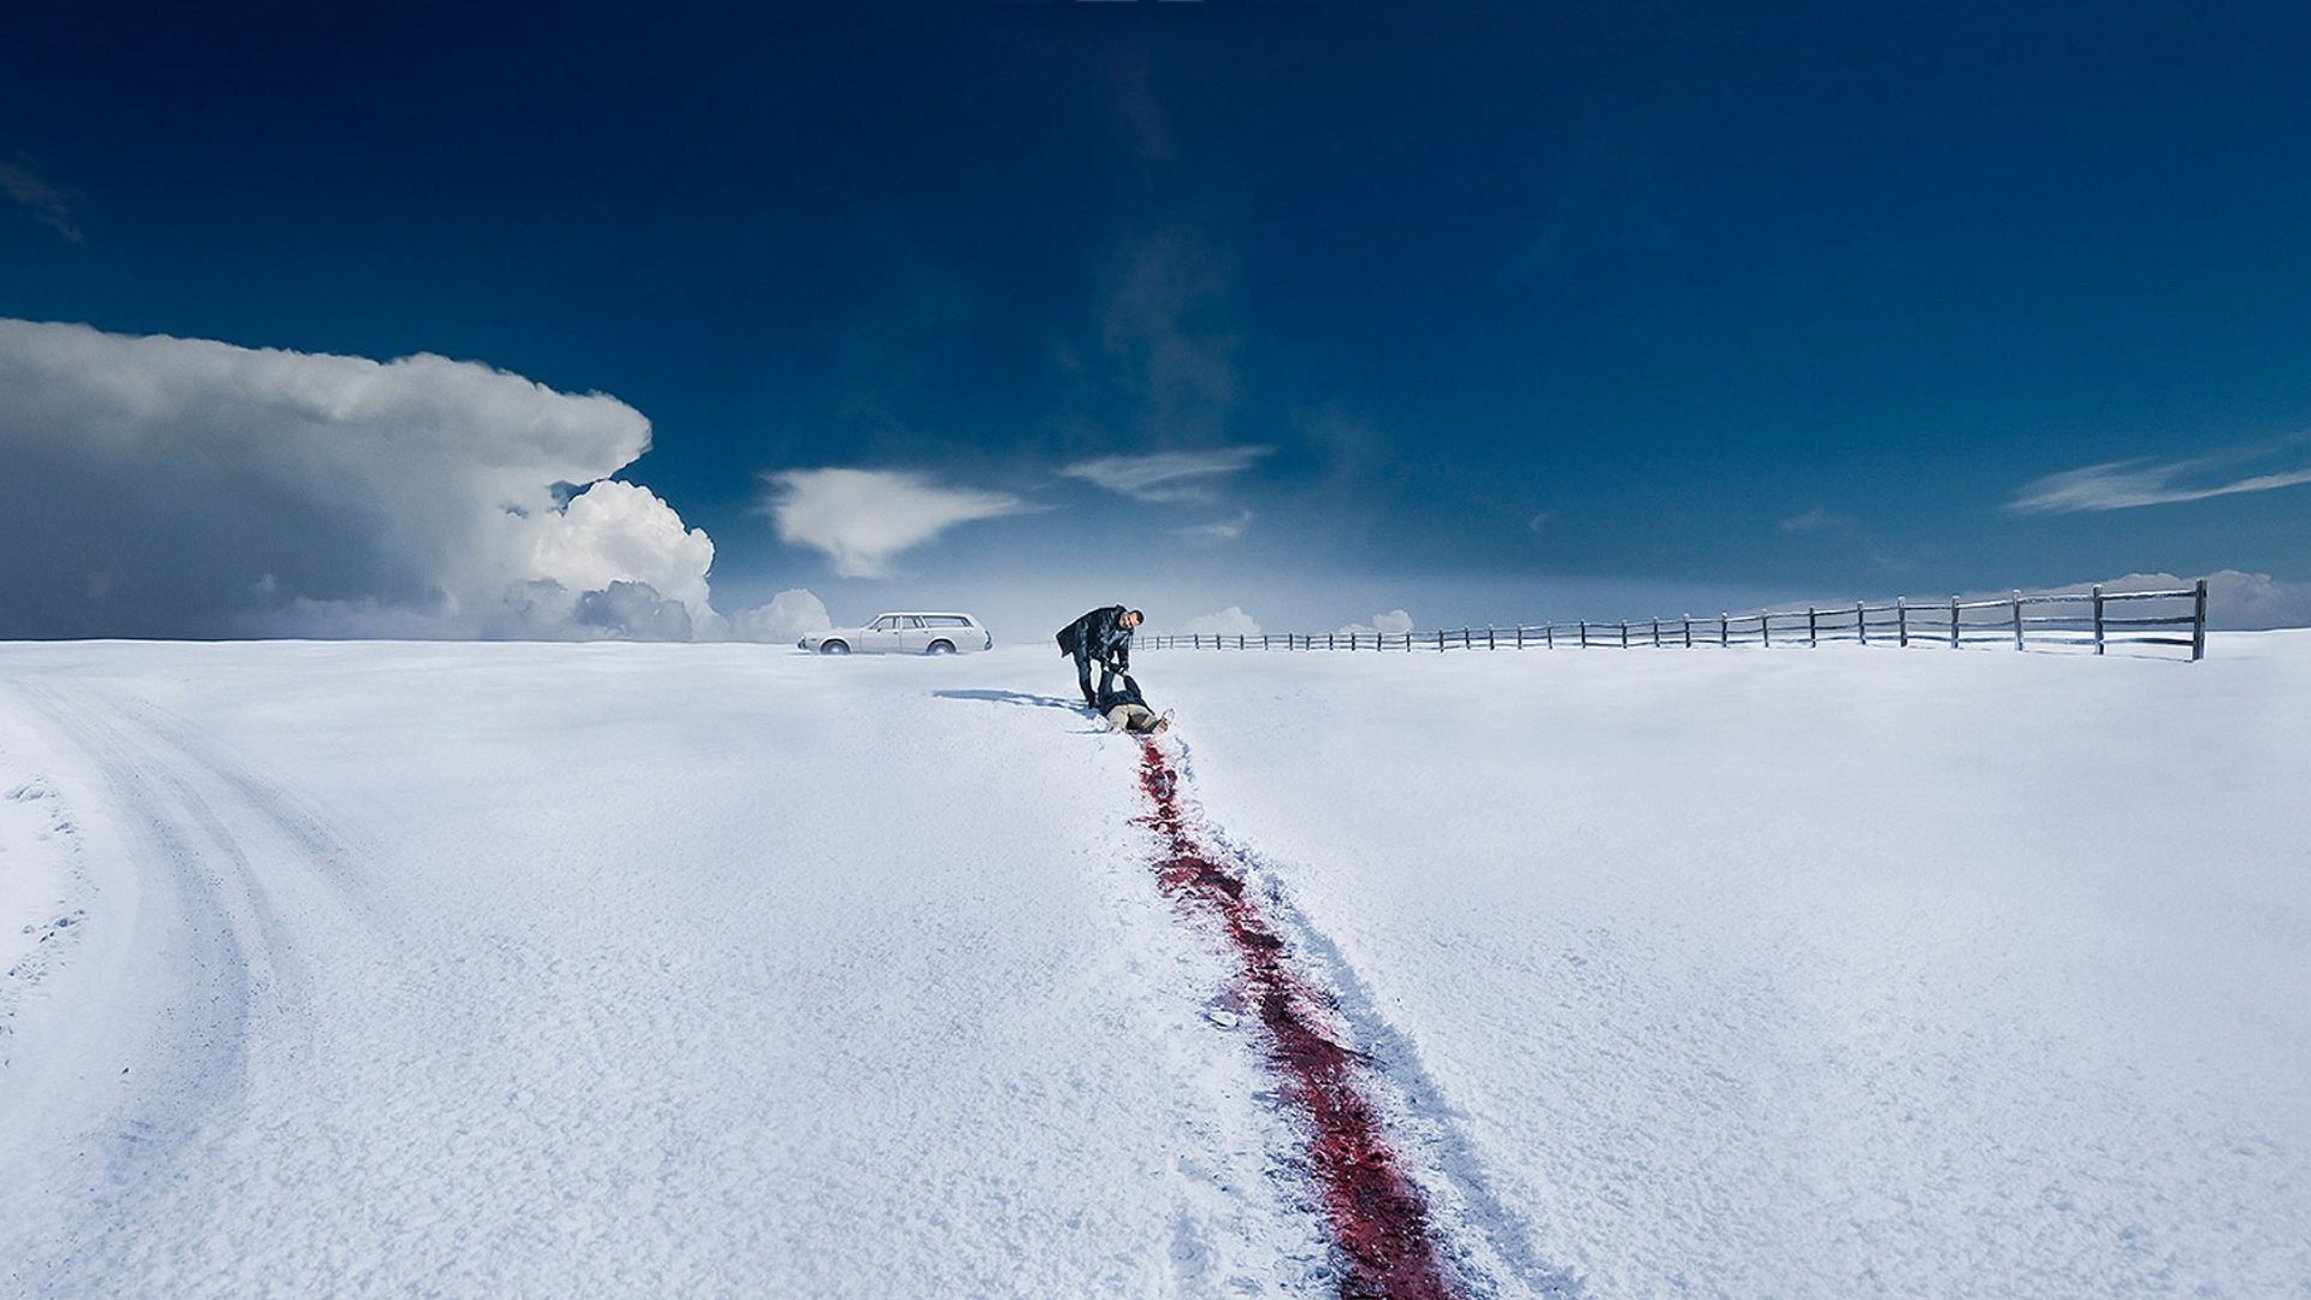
2,634,2306,1297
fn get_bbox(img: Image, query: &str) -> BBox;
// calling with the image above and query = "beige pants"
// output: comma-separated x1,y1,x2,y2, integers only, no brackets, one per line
1105,704,1163,734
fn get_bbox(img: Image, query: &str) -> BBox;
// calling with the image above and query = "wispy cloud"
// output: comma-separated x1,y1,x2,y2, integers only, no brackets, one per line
1060,445,1272,503
1170,510,1253,544
1778,507,1842,534
0,160,82,242
2008,436,2311,513
759,467,1030,578
1102,229,1236,446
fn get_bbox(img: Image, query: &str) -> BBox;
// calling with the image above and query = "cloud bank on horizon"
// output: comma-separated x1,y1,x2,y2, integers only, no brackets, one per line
5,317,2308,641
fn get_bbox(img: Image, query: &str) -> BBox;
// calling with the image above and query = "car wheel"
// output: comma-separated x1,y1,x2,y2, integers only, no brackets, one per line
927,640,956,655
819,640,850,655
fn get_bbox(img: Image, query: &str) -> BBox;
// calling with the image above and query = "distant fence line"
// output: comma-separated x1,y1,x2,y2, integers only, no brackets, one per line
1146,579,2209,662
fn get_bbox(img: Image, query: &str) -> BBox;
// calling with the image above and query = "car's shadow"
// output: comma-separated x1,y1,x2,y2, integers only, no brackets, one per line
931,689,1106,733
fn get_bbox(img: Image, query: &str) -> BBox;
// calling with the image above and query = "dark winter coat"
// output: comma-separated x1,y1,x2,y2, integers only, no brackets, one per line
1055,605,1133,671
1094,674,1149,713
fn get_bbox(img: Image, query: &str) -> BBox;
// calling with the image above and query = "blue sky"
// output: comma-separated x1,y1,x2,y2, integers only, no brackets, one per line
5,2,2310,637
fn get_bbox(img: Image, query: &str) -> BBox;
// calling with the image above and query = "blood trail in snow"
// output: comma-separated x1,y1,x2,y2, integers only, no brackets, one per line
1136,739,1460,1300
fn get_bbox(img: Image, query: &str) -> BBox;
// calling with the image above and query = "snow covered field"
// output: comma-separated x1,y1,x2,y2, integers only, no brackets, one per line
2,634,2306,1298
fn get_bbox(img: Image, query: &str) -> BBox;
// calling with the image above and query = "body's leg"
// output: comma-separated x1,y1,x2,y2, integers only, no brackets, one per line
1096,657,1120,702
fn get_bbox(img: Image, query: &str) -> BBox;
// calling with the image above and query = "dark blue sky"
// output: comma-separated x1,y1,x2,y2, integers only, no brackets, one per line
6,1,2310,631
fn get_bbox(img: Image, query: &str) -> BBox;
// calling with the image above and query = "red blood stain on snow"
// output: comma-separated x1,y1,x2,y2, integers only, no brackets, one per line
1137,740,1459,1300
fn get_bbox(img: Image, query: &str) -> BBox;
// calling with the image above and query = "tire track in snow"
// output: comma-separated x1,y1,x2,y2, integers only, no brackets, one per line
9,684,340,1286
113,697,367,884
1135,737,1579,1299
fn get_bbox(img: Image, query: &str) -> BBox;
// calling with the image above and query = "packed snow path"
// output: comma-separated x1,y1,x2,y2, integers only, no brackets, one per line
3,637,2309,1297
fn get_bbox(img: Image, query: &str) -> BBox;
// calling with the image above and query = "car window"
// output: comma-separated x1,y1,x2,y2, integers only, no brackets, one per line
928,615,968,627
903,616,924,628
872,616,896,631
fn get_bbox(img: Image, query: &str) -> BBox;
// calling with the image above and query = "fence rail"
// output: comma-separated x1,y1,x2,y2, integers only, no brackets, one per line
1145,580,2209,662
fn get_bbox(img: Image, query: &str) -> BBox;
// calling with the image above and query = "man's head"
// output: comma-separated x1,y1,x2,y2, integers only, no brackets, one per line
1123,609,1144,629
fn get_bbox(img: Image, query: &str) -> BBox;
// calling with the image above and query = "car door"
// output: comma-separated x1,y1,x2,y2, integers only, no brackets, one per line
866,614,904,653
897,615,931,653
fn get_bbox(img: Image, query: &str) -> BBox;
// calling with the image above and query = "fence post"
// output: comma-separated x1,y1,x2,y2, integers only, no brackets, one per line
1488,626,1497,651
1720,613,1729,647
2192,577,2207,661
1651,618,1662,648
1683,615,1693,648
1808,606,1818,647
1857,600,1868,647
1437,630,1446,652
1897,596,1908,647
1950,594,1960,648
1546,622,1555,648
2010,590,2024,651
1619,621,1629,649
1579,620,1589,648
1516,625,1524,650
2092,585,2105,655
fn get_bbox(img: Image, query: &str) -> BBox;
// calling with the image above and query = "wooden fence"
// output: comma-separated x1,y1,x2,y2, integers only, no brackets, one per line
1146,579,2208,661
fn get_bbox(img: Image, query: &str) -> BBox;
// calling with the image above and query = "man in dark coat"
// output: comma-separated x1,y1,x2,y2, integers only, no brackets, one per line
1055,605,1143,708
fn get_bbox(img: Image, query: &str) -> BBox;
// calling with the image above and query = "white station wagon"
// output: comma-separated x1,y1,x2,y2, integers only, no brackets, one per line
800,612,993,656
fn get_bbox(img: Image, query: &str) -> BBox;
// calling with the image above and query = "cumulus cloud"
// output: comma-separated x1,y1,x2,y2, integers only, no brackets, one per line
1181,606,1262,637
575,581,696,641
1336,609,1415,636
0,160,80,242
759,467,1030,579
2052,570,2311,630
2008,436,2311,513
727,588,834,643
1060,446,1272,503
0,318,715,639
528,479,714,614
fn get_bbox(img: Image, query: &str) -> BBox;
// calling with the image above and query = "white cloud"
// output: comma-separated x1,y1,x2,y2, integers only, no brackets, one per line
1337,609,1415,636
1170,510,1253,543
528,479,714,614
2050,570,2311,631
1778,507,1841,534
0,318,715,639
2008,438,2311,513
1060,446,1272,503
727,588,833,643
759,467,1029,579
1181,605,1261,637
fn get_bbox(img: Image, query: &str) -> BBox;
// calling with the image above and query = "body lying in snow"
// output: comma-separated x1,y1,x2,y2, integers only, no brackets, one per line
1095,675,1169,735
